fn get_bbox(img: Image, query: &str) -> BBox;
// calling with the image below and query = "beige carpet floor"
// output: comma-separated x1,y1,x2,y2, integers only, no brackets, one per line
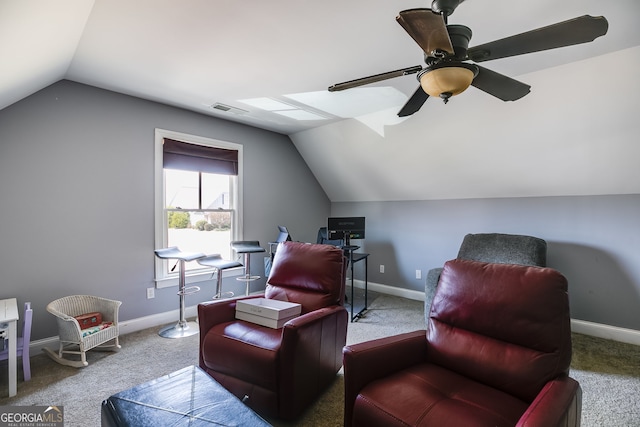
1,295,639,426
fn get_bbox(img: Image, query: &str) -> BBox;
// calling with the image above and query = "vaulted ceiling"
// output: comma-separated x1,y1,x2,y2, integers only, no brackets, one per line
2,0,639,201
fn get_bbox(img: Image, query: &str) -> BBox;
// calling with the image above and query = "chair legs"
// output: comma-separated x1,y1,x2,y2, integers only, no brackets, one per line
44,337,121,368
230,241,266,296
154,247,205,339
0,302,32,381
236,252,259,296
212,268,238,299
198,255,242,299
22,347,30,381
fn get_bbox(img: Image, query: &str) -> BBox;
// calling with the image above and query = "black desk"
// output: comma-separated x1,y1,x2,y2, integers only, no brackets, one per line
342,246,369,322
102,365,271,426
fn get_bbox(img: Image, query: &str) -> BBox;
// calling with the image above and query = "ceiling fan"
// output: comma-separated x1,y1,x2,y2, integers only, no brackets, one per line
328,0,608,117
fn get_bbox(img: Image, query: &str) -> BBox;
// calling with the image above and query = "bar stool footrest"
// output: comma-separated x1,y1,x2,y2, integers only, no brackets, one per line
178,286,201,296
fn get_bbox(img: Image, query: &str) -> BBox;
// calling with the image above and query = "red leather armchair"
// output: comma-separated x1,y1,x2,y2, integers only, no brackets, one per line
198,241,348,420
344,259,581,427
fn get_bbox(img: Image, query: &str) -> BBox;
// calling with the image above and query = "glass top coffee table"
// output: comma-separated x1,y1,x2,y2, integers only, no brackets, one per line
102,365,271,426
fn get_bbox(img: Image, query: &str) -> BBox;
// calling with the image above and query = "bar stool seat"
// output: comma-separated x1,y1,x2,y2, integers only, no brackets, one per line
155,247,206,263
231,241,267,255
230,241,265,295
154,247,205,338
198,255,242,299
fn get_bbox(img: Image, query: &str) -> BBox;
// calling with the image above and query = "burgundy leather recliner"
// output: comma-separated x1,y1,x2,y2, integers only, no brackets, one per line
344,259,581,427
198,241,348,420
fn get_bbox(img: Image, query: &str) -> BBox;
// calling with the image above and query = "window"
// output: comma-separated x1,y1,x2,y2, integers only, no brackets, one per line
154,129,243,287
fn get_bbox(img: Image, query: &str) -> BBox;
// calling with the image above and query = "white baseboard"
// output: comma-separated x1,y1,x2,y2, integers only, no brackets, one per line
117,305,199,336
30,305,200,357
30,286,639,355
570,319,640,346
354,279,640,346
29,336,61,357
352,279,426,301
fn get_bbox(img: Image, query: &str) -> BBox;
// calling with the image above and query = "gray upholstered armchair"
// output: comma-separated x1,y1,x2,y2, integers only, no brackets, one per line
425,233,547,321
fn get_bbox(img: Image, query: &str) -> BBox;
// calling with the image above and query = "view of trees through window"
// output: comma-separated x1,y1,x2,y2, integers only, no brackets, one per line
165,168,234,272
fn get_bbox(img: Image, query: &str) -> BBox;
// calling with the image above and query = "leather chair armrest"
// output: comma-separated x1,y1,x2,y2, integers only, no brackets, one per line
283,305,345,328
517,377,582,427
343,330,428,427
198,295,263,332
278,305,349,419
197,295,264,368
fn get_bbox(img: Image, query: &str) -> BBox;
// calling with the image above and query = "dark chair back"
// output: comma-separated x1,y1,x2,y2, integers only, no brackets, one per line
316,227,343,246
266,241,346,312
427,259,571,402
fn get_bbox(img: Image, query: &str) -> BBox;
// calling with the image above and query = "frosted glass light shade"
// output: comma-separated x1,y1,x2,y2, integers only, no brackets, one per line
419,66,476,98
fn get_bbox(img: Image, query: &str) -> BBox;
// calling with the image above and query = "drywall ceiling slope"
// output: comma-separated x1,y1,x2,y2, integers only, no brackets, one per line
63,0,415,135
290,46,640,202
1,0,639,203
0,0,94,111
4,0,637,135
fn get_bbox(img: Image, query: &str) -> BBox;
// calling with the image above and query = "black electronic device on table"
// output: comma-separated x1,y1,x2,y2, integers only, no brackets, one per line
327,217,365,247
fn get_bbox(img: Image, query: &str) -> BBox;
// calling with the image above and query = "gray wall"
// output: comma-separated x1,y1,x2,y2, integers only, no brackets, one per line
2,80,637,340
332,195,640,331
0,80,330,340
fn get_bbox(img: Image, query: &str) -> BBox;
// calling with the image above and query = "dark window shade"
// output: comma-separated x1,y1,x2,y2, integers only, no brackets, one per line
163,138,238,175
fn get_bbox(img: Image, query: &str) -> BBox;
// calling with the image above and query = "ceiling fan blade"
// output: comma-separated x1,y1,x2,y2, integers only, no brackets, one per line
328,65,422,92
398,86,429,117
396,9,454,56
468,15,608,63
471,65,531,101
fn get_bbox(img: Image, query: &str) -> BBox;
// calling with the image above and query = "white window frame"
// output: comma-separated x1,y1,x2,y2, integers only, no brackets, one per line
154,128,243,288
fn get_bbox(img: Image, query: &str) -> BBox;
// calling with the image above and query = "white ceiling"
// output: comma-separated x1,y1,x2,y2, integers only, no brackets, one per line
2,0,640,201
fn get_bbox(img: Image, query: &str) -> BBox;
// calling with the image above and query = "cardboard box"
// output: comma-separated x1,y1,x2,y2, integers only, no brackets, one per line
235,298,301,328
235,311,299,329
236,298,301,320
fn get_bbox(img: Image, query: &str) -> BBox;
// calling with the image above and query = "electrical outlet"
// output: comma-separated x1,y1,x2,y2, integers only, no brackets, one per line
147,287,155,299
416,269,422,279
379,264,385,273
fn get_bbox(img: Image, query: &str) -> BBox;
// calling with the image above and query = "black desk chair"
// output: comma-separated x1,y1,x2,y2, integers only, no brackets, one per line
316,227,343,246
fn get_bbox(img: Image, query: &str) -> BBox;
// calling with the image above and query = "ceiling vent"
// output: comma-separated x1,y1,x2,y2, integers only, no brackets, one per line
210,103,248,115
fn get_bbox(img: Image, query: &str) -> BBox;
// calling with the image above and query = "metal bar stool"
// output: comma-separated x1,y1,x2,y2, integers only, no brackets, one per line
154,247,205,338
198,254,242,299
230,241,266,295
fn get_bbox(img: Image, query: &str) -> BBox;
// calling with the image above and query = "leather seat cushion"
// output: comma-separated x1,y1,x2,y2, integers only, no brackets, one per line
353,363,528,427
201,320,282,391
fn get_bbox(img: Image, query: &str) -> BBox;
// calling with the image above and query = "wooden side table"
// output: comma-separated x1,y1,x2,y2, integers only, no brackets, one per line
0,298,19,396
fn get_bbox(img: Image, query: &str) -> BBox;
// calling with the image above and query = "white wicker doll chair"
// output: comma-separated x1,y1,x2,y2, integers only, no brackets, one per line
44,295,122,367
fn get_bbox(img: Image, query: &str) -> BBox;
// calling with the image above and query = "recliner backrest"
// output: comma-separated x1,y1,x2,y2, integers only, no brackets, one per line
426,259,571,403
457,233,547,267
265,241,346,313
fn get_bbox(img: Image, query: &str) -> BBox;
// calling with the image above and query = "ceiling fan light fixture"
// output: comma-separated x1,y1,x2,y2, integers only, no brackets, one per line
418,63,478,102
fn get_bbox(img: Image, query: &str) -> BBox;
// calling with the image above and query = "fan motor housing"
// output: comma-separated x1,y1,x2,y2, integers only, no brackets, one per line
447,24,473,59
